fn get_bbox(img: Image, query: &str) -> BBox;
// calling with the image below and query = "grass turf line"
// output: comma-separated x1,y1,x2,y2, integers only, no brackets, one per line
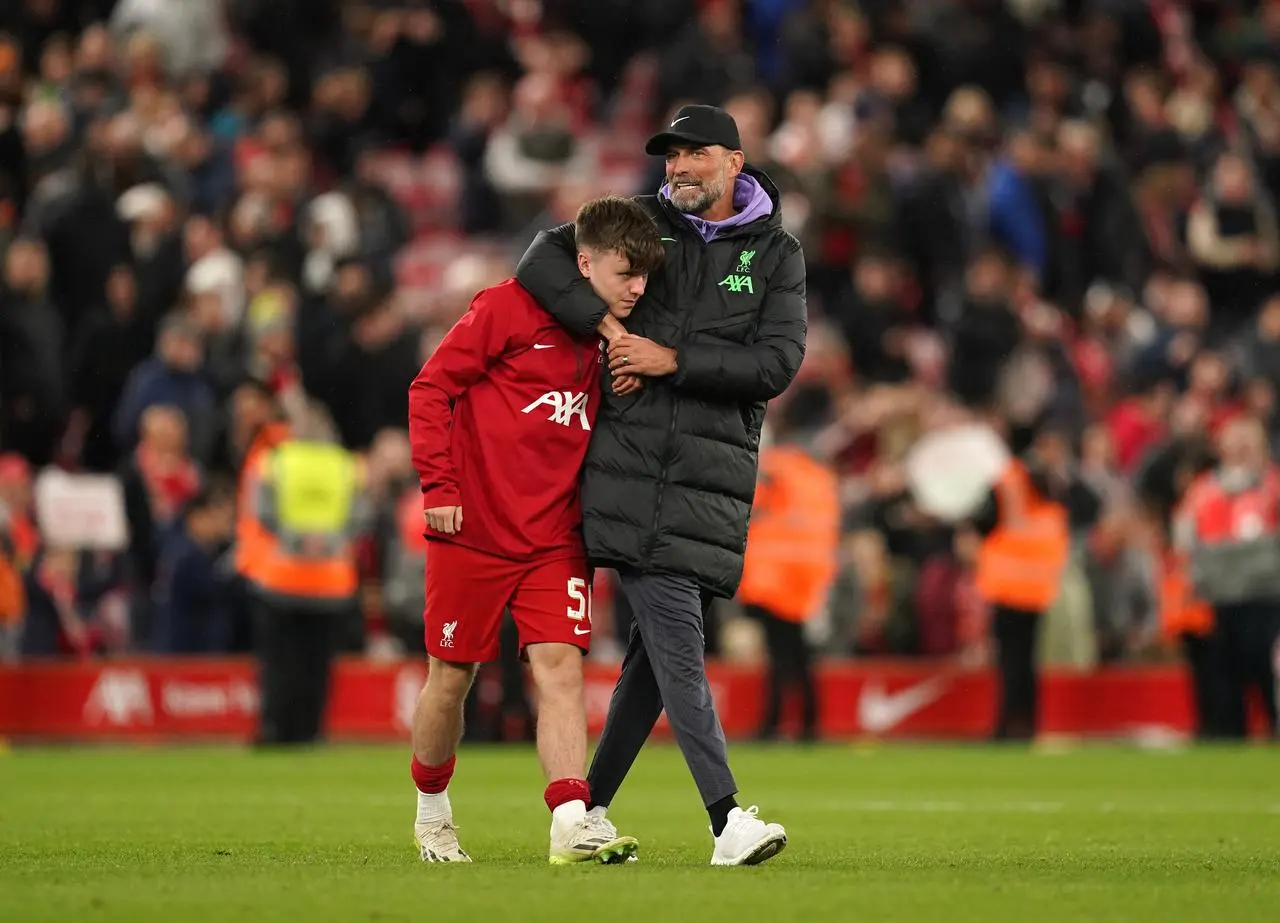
1,744,1278,922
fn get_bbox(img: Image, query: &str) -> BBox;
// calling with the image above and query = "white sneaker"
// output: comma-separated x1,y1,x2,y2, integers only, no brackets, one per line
549,811,639,865
709,806,787,866
415,819,472,862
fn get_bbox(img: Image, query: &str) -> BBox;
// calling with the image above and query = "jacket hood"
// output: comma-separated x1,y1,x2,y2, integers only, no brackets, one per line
660,165,784,240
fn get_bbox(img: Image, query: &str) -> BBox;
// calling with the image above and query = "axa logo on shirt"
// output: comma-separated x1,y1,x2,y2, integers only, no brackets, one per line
521,391,591,430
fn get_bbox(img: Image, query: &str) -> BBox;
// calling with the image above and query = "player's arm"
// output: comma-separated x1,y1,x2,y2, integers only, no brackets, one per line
667,241,807,402
516,225,626,343
409,290,512,519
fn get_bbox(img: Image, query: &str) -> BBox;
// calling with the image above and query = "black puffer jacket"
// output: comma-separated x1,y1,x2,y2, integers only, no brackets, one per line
515,168,807,596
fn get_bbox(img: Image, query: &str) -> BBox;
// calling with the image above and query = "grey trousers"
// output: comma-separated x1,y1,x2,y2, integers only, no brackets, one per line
587,570,738,808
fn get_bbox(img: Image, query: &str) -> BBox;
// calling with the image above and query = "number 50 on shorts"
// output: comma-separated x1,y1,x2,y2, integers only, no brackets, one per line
567,577,592,633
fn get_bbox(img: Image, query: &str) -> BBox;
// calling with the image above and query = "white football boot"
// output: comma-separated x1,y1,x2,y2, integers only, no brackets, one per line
549,809,639,865
709,806,787,866
415,819,472,862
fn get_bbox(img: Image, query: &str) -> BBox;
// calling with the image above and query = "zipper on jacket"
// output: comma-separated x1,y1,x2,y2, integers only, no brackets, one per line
642,231,707,564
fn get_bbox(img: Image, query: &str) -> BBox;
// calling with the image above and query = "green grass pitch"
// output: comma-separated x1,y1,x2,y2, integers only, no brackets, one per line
2,742,1278,922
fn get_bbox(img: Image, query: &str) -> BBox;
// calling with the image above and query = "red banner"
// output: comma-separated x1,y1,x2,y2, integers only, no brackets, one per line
0,658,1265,742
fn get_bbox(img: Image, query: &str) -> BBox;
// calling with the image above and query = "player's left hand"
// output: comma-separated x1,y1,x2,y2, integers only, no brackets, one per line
612,373,644,396
608,335,677,377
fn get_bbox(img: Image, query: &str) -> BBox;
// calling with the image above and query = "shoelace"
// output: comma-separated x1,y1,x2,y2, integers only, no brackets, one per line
583,813,618,839
422,821,462,843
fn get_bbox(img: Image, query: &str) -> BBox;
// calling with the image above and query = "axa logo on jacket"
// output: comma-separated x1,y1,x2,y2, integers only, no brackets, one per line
522,391,591,430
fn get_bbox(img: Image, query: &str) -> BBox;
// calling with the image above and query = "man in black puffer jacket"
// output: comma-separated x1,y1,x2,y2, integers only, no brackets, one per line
516,105,806,866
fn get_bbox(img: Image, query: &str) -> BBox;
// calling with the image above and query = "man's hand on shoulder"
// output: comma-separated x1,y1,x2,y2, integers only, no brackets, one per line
425,505,463,535
608,334,678,378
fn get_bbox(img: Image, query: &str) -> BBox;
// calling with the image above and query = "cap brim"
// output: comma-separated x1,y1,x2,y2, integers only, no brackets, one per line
644,131,725,155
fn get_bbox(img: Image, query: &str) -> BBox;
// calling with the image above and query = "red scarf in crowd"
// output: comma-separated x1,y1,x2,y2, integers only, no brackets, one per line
135,446,201,523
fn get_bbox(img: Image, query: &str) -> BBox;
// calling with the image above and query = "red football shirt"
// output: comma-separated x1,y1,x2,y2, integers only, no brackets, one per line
408,278,602,561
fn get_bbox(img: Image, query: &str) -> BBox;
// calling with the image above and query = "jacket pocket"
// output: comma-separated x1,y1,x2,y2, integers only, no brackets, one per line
691,308,759,341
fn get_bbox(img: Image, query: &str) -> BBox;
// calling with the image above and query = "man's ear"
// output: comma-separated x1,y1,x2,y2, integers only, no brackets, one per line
728,149,745,178
576,249,592,278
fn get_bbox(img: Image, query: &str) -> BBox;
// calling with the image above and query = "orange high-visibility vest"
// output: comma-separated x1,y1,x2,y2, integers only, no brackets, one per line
738,445,841,622
975,459,1070,612
235,422,292,579
1158,548,1214,639
237,439,359,605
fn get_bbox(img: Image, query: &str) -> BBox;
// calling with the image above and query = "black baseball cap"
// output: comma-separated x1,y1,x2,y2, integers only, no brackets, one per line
644,104,742,156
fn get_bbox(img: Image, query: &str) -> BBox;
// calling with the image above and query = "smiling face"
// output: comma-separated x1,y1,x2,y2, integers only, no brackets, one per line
664,143,743,218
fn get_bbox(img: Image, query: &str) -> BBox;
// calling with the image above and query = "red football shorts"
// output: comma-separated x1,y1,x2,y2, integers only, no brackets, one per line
423,541,593,663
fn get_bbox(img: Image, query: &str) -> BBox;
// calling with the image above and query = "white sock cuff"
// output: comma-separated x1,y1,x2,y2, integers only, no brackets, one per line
552,799,587,827
416,788,452,826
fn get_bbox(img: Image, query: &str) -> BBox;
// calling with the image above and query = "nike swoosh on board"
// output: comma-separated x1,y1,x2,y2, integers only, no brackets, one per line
856,674,952,733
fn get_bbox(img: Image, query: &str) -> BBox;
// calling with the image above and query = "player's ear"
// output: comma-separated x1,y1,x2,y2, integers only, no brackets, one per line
576,249,592,278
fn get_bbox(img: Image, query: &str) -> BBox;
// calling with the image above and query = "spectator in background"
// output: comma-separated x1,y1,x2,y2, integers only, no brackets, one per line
109,0,229,82
150,482,237,654
65,263,152,472
657,0,757,117
347,143,411,267
1051,119,1150,315
896,125,969,322
113,312,215,463
984,126,1049,282
326,286,419,451
118,403,201,643
948,247,1023,411
309,66,376,182
1237,295,1280,393
1187,151,1280,328
450,72,509,236
830,249,915,386
0,236,64,467
484,70,595,231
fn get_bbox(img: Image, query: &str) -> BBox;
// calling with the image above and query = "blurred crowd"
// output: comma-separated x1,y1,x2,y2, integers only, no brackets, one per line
0,0,1278,669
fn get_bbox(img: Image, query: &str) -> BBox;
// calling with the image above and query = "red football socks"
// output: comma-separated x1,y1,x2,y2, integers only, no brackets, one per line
544,777,591,813
411,755,456,794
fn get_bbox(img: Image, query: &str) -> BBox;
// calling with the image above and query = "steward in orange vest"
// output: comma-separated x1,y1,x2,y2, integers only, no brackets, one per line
738,436,841,741
238,410,366,746
970,445,1070,741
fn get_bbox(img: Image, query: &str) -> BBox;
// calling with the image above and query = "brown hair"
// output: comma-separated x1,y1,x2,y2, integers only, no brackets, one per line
573,196,665,277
